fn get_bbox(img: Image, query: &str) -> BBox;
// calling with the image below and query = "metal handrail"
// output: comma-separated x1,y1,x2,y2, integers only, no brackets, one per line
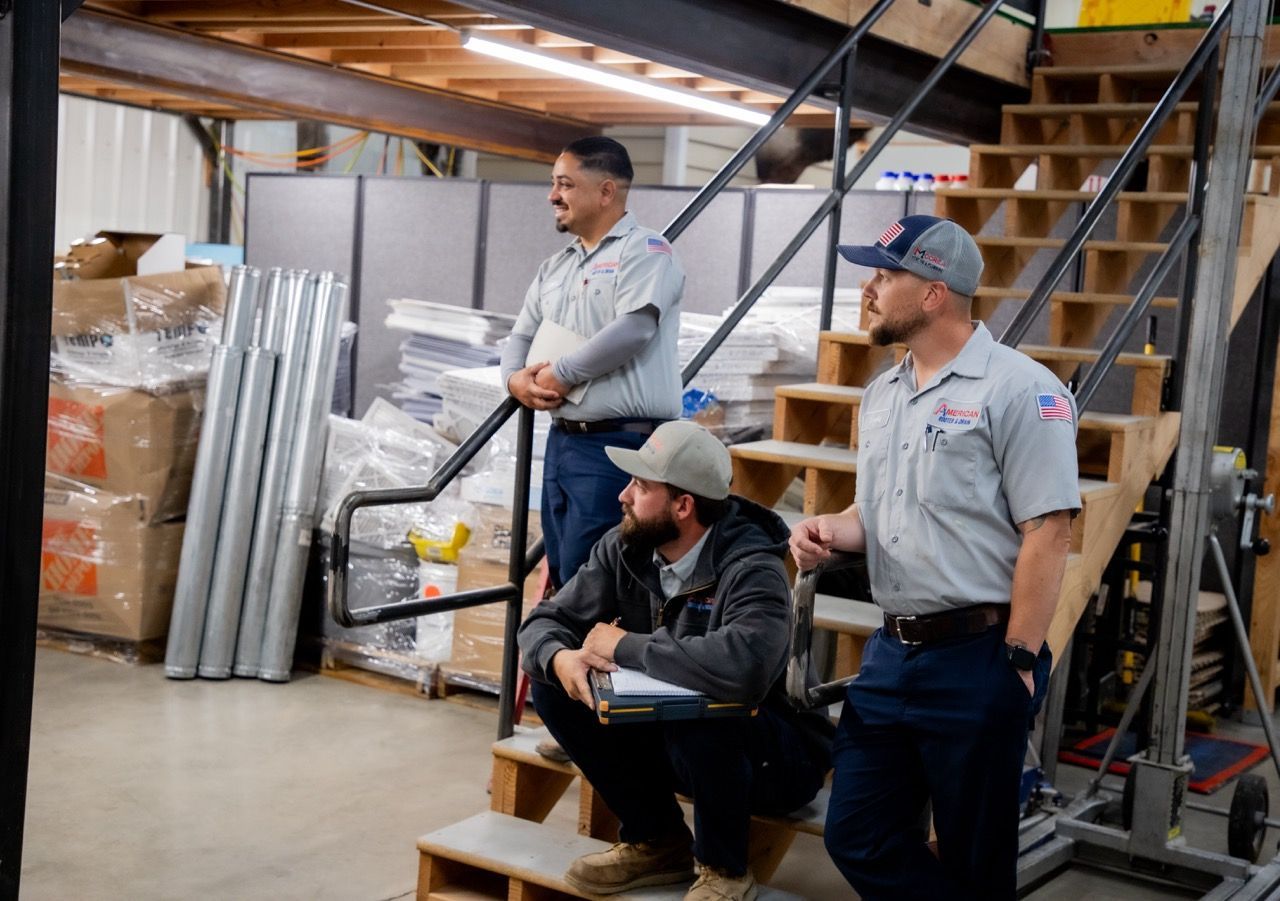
999,1,1234,349
787,551,868,709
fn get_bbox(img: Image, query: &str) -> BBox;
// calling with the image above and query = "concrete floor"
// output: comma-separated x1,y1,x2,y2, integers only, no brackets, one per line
19,647,1280,899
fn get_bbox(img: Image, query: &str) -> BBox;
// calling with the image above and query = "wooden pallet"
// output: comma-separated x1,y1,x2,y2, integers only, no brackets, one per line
35,627,164,666
317,639,439,699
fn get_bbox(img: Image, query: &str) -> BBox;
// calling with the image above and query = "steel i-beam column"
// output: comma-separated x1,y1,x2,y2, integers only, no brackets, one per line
0,1,62,897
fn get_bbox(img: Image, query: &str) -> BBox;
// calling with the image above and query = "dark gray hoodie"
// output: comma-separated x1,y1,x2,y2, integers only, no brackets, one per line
518,495,794,707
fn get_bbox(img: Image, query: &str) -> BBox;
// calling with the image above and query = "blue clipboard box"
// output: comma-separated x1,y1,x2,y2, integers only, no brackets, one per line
589,670,758,724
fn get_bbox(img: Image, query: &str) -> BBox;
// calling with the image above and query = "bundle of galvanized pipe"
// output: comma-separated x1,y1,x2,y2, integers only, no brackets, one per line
165,265,349,683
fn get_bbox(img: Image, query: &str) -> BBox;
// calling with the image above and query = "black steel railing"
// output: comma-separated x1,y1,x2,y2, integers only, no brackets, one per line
330,0,1046,736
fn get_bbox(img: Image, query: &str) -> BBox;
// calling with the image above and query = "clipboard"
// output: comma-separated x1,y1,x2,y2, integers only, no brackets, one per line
526,320,590,404
590,670,758,725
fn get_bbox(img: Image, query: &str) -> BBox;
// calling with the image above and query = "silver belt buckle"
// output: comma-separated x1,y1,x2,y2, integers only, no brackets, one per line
892,614,923,646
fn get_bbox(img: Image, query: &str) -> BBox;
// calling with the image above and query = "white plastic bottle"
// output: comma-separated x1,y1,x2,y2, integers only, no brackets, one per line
952,174,969,190
935,174,952,190
917,173,935,192
875,171,899,191
895,171,917,191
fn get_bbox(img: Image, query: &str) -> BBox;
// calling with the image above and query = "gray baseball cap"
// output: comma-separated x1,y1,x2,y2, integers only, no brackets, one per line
837,215,983,296
605,420,732,500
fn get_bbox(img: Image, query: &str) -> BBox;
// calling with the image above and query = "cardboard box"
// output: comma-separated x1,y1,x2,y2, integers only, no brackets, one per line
445,504,544,685
39,480,184,641
57,231,185,280
51,266,225,390
46,380,204,523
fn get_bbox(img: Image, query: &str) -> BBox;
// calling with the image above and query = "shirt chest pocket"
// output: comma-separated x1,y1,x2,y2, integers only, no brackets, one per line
917,429,979,509
855,407,891,503
586,265,619,311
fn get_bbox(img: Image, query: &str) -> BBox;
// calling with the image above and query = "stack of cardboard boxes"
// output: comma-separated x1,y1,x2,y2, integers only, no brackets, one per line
39,233,225,643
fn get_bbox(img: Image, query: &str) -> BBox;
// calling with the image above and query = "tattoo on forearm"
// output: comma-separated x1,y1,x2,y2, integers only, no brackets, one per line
1023,514,1050,533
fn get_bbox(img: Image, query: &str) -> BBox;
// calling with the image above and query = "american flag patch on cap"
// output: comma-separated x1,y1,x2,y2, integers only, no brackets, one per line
1037,393,1073,422
878,222,904,246
646,236,671,255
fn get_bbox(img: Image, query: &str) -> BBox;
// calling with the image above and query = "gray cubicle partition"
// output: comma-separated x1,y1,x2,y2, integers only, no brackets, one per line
357,178,486,413
481,183,579,316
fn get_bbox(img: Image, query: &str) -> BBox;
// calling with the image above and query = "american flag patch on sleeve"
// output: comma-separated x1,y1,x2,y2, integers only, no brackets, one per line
646,236,671,255
1037,393,1073,422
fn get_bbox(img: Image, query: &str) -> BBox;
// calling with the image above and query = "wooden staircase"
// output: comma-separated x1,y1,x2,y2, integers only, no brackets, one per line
729,58,1280,662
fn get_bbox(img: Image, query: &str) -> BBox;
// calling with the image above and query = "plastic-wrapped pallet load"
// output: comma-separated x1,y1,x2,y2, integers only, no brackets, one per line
40,259,227,648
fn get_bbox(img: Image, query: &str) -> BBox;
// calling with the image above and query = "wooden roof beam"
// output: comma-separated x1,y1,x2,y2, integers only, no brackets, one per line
61,10,594,161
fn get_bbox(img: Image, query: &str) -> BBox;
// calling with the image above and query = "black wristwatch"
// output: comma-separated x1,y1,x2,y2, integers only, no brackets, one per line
1006,643,1037,672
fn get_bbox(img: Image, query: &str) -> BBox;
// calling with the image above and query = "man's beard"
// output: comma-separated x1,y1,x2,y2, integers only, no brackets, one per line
869,305,928,346
620,505,680,550
555,221,569,233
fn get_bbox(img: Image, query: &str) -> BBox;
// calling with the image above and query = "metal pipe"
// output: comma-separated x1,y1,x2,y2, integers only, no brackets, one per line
234,270,315,677
497,406,536,739
165,266,261,679
1169,47,1219,412
661,0,896,243
820,50,858,334
1028,0,1050,76
259,274,349,682
1208,530,1280,783
198,270,287,679
999,4,1234,349
1255,57,1280,127
1074,216,1200,412
1086,645,1158,796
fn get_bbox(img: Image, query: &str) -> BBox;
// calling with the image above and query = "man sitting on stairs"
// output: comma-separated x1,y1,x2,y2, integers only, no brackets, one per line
518,420,833,901
790,215,1080,900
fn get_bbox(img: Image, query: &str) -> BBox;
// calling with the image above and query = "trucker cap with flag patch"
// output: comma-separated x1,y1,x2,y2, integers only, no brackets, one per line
837,215,983,296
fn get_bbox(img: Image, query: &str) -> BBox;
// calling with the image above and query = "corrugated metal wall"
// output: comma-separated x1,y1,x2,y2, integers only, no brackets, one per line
55,95,209,253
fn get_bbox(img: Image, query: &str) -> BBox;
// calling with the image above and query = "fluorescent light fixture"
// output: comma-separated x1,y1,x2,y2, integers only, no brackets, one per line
461,32,771,127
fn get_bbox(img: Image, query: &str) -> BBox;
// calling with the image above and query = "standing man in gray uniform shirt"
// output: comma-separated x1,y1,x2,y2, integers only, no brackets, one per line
501,136,684,589
789,215,1080,900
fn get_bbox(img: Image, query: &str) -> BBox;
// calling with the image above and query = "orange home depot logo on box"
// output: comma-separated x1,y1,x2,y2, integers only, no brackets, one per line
41,519,98,596
46,396,107,479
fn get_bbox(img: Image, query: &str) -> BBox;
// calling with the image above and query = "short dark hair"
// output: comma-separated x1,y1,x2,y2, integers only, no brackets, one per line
562,136,634,185
666,484,731,528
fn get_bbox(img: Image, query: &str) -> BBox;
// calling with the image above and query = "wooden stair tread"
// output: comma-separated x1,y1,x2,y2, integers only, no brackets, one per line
1078,411,1158,432
819,330,1169,369
493,727,831,838
1033,63,1186,79
814,594,882,635
1079,477,1121,500
775,382,865,401
972,287,1178,308
974,236,1167,252
973,143,1280,158
417,811,807,899
1004,101,1197,117
940,187,1189,202
729,440,858,471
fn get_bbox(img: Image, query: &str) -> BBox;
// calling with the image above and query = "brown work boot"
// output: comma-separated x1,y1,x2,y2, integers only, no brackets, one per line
564,824,694,895
684,863,758,901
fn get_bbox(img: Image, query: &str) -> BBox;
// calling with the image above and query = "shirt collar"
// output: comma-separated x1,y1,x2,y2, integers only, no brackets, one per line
888,320,993,386
566,210,637,258
653,525,712,595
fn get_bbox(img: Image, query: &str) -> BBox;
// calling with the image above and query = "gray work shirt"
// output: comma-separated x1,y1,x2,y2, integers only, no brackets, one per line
855,322,1081,616
653,527,713,600
511,211,684,422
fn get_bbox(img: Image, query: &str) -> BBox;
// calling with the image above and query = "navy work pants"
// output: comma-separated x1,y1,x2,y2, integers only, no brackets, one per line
531,680,827,875
824,624,1050,901
542,425,649,588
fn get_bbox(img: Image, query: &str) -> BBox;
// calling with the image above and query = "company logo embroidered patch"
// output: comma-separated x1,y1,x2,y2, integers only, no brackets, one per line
1037,393,1073,422
878,222,904,246
591,260,619,276
913,246,947,271
645,236,671,255
927,400,981,431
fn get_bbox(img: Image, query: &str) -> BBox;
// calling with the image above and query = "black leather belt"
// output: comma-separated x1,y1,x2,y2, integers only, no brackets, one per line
882,603,1009,646
554,418,663,435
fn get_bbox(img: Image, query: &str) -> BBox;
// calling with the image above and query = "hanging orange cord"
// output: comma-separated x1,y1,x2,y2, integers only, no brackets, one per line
218,130,370,169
